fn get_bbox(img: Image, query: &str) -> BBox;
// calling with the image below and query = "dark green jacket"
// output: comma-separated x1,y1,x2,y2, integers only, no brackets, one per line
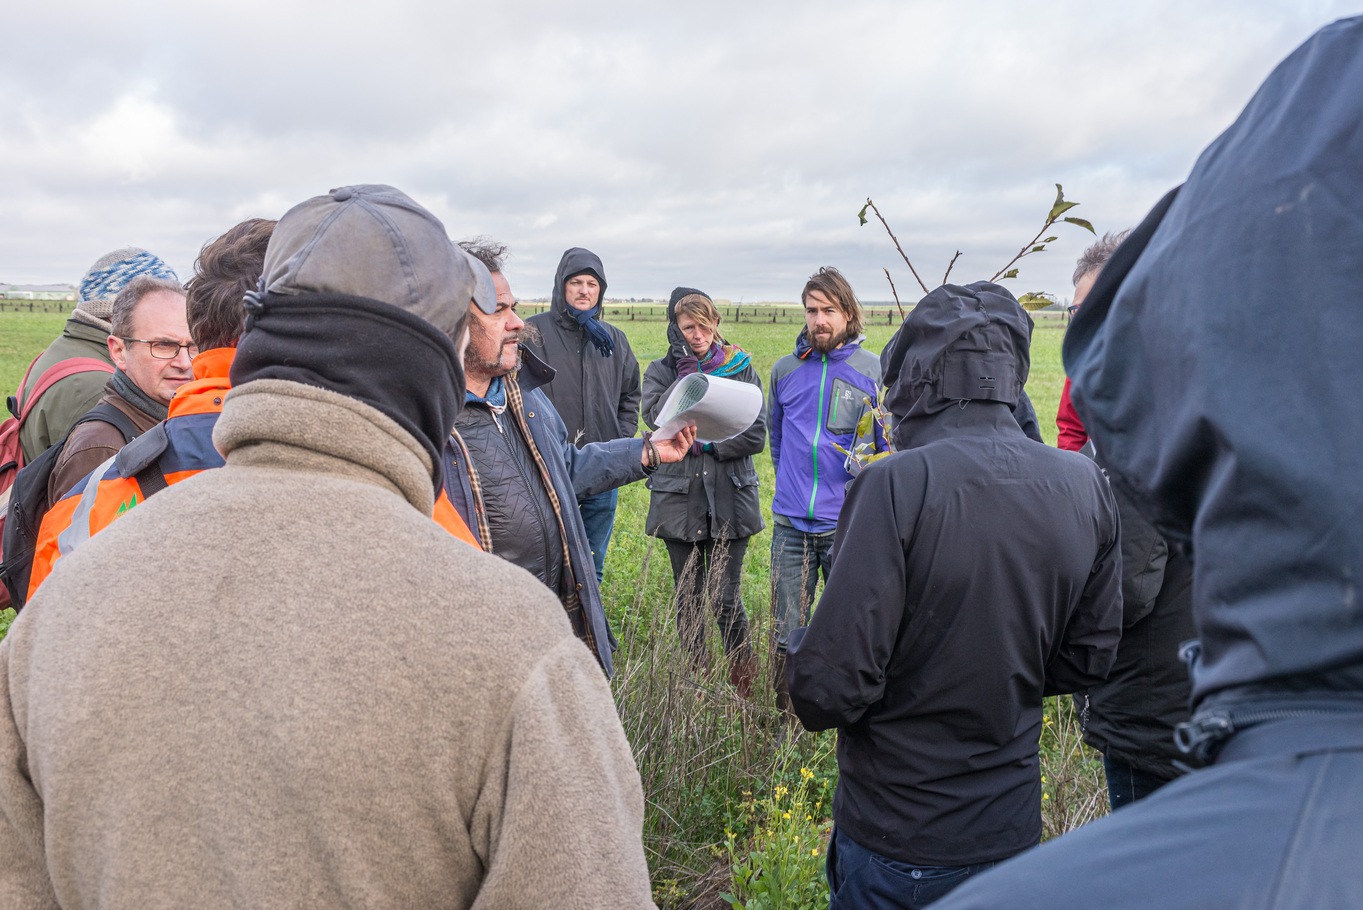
17,320,113,462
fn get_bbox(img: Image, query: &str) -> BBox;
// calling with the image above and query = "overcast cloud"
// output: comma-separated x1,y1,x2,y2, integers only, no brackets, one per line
1,1,1355,302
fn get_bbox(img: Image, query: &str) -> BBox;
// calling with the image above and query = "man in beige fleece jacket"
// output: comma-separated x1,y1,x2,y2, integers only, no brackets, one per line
0,185,658,909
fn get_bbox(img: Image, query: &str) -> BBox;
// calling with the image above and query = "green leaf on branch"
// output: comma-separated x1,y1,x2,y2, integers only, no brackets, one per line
858,202,870,226
1063,216,1096,233
856,411,875,438
1001,268,1019,279
830,442,851,457
1018,291,1057,311
1030,245,1046,253
1049,200,1079,220
1044,236,1059,243
1048,183,1079,221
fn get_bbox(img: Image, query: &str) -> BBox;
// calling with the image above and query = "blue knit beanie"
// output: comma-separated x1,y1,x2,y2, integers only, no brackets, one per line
75,247,179,325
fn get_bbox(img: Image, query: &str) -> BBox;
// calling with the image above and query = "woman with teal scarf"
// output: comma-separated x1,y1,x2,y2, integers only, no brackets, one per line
641,288,765,697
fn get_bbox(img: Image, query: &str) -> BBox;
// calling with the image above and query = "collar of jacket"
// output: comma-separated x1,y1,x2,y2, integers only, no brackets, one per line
168,347,236,419
67,309,113,336
892,399,1024,450
550,300,588,332
213,378,436,516
513,344,557,393
62,316,115,346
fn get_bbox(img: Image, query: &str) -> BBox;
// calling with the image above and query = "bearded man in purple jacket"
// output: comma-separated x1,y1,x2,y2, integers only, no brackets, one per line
766,266,885,711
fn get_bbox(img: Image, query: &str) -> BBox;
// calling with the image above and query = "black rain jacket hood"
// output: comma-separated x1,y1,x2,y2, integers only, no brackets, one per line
881,281,1032,450
1063,15,1363,710
550,248,608,324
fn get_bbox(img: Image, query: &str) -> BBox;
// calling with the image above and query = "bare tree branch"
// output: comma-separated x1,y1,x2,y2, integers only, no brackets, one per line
942,251,962,286
865,197,931,295
883,268,905,320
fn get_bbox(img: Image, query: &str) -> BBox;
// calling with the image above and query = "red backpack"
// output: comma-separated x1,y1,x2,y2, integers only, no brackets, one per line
0,355,114,609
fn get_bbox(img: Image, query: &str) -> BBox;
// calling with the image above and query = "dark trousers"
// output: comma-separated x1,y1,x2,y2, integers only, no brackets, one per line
828,828,996,910
1103,754,1171,810
663,536,751,662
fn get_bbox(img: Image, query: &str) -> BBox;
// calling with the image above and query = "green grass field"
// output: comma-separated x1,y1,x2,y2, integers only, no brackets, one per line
0,308,1096,909
1,311,67,396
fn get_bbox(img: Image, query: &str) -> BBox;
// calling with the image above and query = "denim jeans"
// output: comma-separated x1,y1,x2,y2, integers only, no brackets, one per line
769,521,835,652
577,488,618,585
1103,754,1171,810
827,828,996,910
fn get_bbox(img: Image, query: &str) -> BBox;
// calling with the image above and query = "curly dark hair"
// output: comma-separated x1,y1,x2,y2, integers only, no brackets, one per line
459,237,508,274
184,218,277,350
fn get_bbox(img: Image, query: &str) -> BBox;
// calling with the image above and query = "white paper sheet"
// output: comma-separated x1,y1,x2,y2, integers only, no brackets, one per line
653,373,764,443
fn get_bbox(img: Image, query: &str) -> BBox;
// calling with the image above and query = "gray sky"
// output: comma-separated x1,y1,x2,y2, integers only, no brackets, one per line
2,1,1355,303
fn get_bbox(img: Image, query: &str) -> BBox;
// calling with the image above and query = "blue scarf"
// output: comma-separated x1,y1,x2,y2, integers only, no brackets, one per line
465,376,506,407
574,306,616,358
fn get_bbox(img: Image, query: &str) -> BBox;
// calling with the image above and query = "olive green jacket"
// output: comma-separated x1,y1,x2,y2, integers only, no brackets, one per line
17,319,113,462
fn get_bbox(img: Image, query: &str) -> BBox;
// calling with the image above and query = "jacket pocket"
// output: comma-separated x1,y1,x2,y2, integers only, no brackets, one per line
647,473,691,494
728,468,760,489
825,377,867,434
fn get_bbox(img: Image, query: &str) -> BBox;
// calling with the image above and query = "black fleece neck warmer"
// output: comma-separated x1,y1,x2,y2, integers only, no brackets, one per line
230,291,464,486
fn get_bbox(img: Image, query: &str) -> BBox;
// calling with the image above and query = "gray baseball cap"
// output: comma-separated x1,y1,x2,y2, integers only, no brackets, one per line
261,184,496,337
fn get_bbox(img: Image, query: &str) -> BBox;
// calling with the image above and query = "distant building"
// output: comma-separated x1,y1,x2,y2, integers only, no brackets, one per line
0,283,77,301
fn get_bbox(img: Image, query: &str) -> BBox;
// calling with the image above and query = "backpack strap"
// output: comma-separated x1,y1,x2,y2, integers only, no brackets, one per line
1,402,142,610
6,355,43,420
114,422,170,496
8,357,116,424
80,402,143,446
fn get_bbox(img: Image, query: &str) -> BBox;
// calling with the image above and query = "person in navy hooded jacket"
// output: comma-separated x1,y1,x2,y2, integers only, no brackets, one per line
937,15,1363,910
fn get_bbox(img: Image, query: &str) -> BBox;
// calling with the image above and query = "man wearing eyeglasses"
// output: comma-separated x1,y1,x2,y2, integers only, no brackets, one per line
44,274,193,507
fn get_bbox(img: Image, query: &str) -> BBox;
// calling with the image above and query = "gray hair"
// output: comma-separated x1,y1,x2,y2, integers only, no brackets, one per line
459,238,508,274
110,274,186,337
1072,229,1132,285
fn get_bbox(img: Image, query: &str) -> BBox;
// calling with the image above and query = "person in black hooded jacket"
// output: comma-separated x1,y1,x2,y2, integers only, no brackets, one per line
523,248,641,586
936,16,1363,910
787,281,1121,910
642,287,764,697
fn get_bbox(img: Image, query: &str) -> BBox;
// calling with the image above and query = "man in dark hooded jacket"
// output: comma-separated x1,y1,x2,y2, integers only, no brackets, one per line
523,248,641,586
787,281,1121,910
936,16,1363,910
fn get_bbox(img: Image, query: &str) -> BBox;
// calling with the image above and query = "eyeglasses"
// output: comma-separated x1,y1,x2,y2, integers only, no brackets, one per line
1067,305,1080,316
121,338,200,360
